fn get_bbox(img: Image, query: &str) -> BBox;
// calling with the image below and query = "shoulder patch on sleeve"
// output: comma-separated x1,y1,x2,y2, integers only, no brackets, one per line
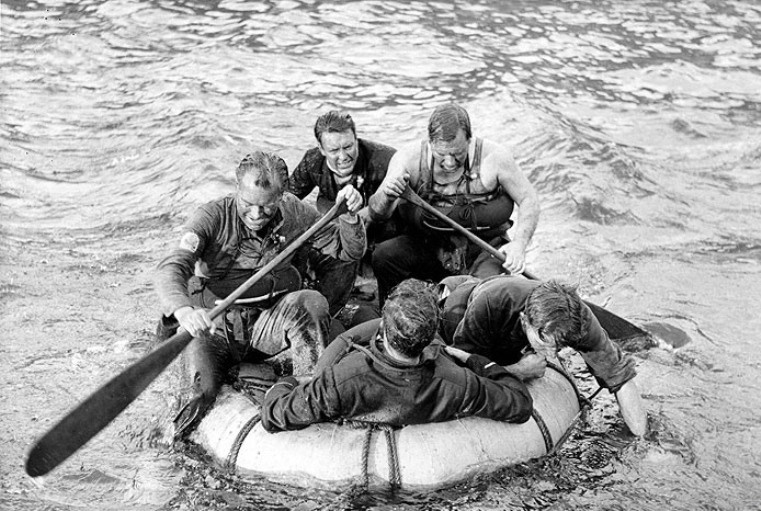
179,232,200,252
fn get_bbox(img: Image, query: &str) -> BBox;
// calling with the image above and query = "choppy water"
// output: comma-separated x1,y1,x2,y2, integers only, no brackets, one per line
2,0,760,509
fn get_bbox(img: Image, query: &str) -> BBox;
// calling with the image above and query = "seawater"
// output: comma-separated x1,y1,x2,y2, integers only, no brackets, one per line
2,1,760,510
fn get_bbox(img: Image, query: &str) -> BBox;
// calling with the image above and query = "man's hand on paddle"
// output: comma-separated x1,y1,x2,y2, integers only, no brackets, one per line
498,241,526,275
174,306,216,337
378,172,409,199
336,184,363,214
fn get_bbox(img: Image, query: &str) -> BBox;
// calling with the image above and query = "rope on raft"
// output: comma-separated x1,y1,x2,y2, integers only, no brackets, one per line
222,360,602,483
354,421,402,489
545,358,603,454
226,413,261,472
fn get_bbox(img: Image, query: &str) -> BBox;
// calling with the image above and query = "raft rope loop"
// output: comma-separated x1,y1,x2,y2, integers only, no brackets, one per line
352,421,402,489
544,358,604,454
225,413,261,472
531,408,554,454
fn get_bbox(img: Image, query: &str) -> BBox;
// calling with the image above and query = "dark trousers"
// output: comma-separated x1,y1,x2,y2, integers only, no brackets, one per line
293,247,358,317
371,234,506,307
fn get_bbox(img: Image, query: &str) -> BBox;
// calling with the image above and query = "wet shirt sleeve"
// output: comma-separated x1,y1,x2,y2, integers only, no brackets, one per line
451,278,529,365
450,354,533,423
260,372,343,432
154,204,216,316
309,208,366,262
571,309,638,393
288,148,321,199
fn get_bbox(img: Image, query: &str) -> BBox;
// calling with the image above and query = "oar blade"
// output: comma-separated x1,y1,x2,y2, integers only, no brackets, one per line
24,202,349,478
584,300,655,348
25,331,193,477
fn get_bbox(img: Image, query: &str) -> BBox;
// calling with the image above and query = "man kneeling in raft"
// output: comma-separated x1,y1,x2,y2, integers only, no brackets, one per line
260,278,533,431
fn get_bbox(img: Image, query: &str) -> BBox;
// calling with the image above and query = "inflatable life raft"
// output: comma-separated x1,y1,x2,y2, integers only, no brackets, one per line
190,363,582,490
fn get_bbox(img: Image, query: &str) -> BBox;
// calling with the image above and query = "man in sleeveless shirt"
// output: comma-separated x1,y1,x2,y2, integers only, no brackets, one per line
154,150,366,439
368,103,540,306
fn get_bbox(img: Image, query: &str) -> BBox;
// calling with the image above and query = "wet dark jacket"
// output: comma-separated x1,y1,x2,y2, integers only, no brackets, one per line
155,192,365,316
260,319,533,432
439,275,637,393
289,138,396,214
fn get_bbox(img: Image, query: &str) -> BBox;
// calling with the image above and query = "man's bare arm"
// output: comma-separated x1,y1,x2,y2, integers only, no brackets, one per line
367,144,418,220
614,379,648,436
490,147,540,273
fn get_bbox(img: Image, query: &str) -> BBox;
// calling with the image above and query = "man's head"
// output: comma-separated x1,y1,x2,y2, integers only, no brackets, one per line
314,111,359,182
427,103,472,175
382,279,440,358
235,151,289,231
522,280,592,350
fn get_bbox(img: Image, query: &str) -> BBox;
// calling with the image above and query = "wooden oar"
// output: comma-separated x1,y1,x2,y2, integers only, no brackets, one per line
25,201,347,478
399,186,651,343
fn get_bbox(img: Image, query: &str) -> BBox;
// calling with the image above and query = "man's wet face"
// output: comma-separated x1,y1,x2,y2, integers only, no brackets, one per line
236,175,282,232
319,130,359,182
431,129,469,174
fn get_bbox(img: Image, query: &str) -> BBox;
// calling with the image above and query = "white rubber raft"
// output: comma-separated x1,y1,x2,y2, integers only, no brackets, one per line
190,364,581,490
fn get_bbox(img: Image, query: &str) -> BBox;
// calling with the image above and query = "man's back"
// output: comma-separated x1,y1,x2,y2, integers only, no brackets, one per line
260,318,532,431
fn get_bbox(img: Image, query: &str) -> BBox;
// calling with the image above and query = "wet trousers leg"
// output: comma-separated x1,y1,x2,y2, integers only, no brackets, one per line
303,248,358,317
248,289,332,376
174,329,234,440
371,234,448,308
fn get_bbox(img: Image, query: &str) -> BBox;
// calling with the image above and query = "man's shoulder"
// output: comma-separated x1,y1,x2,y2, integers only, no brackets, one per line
358,138,397,155
427,346,471,388
467,275,538,310
389,139,426,177
188,195,235,225
294,147,325,173
478,138,516,168
329,349,377,386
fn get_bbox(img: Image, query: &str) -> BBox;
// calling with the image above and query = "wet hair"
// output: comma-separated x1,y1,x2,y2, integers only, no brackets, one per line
235,150,289,194
382,279,440,358
523,280,591,348
428,103,472,143
314,111,357,144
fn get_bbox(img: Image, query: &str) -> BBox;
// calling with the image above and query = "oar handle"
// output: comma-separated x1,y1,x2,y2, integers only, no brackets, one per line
25,199,348,478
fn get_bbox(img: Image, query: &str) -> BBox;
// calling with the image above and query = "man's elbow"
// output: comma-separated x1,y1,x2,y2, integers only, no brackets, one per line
512,391,533,423
367,195,393,222
260,407,308,433
260,403,286,432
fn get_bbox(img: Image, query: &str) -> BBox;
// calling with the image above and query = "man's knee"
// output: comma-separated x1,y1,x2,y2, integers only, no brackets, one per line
371,238,398,273
280,289,329,316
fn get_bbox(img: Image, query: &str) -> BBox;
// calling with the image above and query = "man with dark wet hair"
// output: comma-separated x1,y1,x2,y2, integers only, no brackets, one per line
289,110,396,214
260,279,533,431
154,149,366,439
368,102,540,306
289,110,398,315
438,275,648,436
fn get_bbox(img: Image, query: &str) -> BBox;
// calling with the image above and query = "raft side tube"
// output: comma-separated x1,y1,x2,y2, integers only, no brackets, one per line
191,365,581,489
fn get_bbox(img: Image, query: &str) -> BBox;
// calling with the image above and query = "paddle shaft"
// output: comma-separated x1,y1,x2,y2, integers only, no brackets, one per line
25,201,346,477
399,186,650,340
399,186,521,271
